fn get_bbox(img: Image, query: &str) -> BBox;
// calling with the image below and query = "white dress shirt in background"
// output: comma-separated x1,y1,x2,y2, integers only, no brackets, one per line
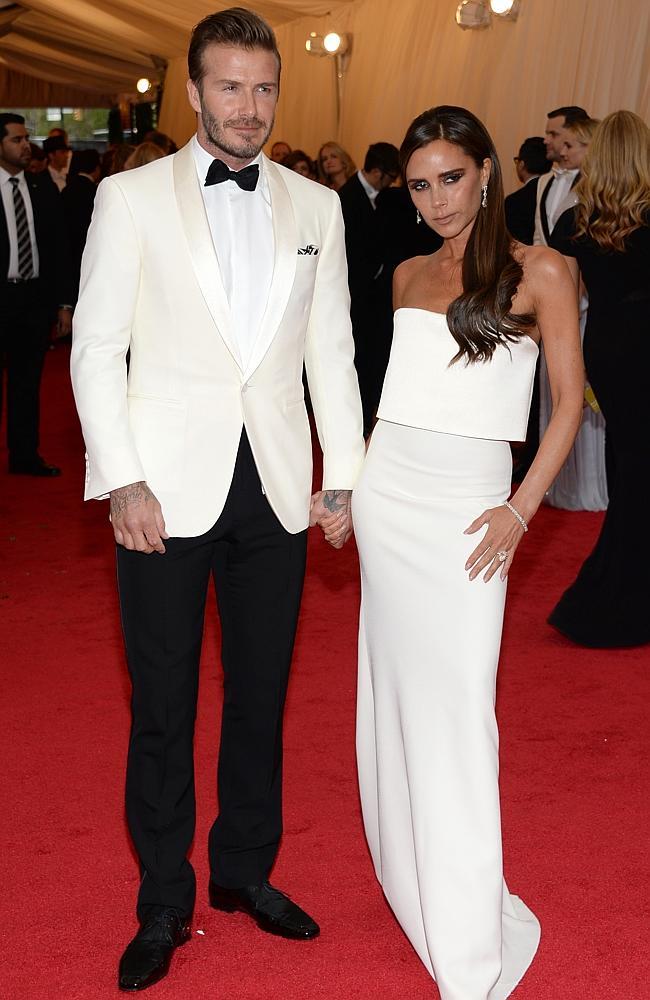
48,164,67,192
192,136,274,370
0,166,40,279
357,169,379,209
546,166,579,232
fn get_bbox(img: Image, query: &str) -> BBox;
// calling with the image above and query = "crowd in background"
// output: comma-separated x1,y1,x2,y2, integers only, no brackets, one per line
1,103,649,646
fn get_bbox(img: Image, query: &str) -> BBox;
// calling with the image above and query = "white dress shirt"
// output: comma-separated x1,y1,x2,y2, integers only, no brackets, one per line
192,136,274,369
357,169,380,208
546,166,579,231
0,166,40,279
48,163,67,192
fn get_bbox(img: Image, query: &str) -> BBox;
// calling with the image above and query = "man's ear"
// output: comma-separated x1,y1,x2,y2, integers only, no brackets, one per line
186,78,201,115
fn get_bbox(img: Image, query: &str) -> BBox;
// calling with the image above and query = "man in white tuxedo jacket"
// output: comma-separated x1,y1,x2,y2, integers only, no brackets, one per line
71,8,364,992
533,105,588,247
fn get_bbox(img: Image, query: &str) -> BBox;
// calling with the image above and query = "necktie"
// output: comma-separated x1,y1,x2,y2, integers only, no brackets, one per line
204,159,259,191
10,177,34,279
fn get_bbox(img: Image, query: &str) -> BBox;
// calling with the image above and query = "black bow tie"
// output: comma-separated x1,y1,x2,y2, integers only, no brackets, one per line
204,159,259,191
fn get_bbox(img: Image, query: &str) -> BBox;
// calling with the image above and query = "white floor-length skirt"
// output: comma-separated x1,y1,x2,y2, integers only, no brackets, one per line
353,420,540,1000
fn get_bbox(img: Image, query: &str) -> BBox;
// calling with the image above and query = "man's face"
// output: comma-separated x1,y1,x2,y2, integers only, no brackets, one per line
544,116,569,162
270,142,290,163
0,123,31,174
49,148,69,171
187,44,279,165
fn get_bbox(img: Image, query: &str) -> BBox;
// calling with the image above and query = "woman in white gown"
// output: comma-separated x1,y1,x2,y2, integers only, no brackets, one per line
350,107,584,999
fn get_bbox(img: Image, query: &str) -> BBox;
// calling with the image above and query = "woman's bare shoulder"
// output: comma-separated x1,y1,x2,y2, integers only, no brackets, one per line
517,242,570,284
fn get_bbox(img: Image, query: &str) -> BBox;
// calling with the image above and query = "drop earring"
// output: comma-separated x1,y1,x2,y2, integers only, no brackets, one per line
481,184,488,209
416,209,422,224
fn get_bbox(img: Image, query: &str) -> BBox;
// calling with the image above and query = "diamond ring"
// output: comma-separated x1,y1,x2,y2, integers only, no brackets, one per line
496,550,508,563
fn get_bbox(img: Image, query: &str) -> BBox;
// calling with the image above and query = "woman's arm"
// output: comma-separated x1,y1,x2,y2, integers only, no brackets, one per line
510,247,584,523
465,247,584,580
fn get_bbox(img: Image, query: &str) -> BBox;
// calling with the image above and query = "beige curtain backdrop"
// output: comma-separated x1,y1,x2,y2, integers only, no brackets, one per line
2,0,648,188
270,0,650,192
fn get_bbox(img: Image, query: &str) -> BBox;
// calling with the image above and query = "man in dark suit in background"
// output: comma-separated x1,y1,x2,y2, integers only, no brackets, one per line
0,113,73,475
339,142,400,435
505,137,549,245
63,148,101,303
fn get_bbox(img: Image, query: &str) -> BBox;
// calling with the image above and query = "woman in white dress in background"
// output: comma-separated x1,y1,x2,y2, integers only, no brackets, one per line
351,107,584,999
537,116,608,511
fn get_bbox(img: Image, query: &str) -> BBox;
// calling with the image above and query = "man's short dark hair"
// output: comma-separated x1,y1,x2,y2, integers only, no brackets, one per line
70,148,101,176
363,142,400,176
0,112,25,140
188,7,281,86
517,137,550,176
547,106,589,126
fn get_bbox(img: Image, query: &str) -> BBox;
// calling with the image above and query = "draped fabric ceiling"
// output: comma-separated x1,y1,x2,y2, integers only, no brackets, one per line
1,0,649,193
0,0,351,103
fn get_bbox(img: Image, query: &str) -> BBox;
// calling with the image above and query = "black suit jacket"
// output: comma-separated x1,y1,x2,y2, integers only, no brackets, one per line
62,174,97,301
0,170,73,310
504,176,541,245
338,173,385,300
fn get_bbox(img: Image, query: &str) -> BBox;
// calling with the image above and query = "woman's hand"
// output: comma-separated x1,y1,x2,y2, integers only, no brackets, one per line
464,505,525,582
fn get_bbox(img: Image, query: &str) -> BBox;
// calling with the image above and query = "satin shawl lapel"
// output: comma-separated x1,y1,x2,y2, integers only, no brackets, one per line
243,158,297,382
172,142,241,369
540,175,553,245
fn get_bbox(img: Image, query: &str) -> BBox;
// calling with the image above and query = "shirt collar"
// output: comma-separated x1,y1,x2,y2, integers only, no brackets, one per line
357,168,379,204
0,165,25,184
552,165,579,179
191,134,268,198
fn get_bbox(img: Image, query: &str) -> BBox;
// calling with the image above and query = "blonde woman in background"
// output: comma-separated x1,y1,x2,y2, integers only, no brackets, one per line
538,116,608,511
124,141,166,170
317,141,356,191
548,110,650,647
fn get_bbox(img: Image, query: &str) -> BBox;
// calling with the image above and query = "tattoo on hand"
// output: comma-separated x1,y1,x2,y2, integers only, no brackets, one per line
323,490,350,514
110,481,153,517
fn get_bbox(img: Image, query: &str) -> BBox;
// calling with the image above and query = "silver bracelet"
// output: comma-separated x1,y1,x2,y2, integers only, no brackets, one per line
503,499,528,532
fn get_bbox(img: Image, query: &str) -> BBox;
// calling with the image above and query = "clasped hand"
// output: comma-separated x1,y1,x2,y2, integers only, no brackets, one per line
464,504,525,582
310,489,353,549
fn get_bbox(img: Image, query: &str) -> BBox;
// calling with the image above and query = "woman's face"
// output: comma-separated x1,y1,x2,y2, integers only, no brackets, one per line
320,146,343,176
560,136,588,170
292,159,311,177
405,139,490,241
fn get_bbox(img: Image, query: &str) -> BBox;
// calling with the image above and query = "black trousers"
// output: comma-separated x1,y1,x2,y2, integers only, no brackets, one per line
117,431,308,920
0,279,50,462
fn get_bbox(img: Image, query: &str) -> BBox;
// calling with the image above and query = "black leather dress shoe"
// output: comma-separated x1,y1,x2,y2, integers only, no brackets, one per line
8,456,61,476
118,908,190,992
209,880,320,939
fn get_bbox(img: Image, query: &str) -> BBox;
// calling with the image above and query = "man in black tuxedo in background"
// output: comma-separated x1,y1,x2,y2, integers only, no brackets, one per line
338,142,400,435
504,136,549,245
63,148,101,303
0,113,73,475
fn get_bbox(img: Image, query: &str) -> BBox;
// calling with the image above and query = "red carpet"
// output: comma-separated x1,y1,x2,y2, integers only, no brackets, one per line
1,345,649,999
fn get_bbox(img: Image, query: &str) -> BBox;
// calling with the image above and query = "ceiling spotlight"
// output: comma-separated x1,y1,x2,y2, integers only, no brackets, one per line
324,32,342,53
306,31,350,56
136,77,151,94
456,1,491,29
490,0,520,18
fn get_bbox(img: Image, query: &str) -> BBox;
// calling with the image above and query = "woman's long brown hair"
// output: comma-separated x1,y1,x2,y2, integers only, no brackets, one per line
400,106,534,364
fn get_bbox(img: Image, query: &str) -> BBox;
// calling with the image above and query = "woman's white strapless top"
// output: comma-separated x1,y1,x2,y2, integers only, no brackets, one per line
377,307,539,442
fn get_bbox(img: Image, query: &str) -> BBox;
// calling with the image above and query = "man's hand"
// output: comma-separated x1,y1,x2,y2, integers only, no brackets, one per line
109,481,169,554
309,489,353,549
56,307,72,338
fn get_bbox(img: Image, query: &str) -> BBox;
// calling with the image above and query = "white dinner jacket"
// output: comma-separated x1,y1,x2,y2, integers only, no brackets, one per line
70,140,364,537
533,170,579,247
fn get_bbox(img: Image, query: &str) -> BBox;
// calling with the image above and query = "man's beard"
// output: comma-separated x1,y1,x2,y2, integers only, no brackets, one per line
200,101,274,162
